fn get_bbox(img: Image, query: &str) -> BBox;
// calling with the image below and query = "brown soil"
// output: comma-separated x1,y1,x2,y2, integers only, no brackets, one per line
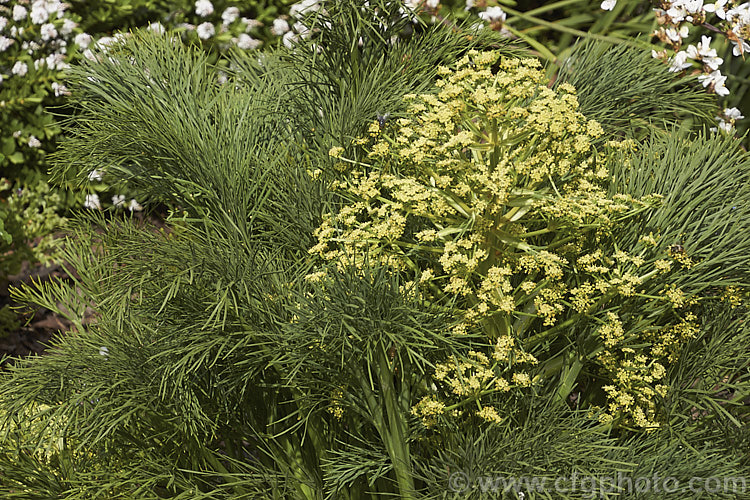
0,261,72,368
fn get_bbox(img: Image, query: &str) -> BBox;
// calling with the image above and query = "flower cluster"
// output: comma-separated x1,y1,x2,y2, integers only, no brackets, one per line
411,343,537,428
605,0,750,130
311,49,743,429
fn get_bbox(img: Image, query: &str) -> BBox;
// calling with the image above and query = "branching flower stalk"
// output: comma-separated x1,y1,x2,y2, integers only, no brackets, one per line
312,49,745,429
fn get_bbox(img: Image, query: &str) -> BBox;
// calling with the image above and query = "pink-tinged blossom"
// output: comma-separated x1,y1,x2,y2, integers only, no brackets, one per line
222,6,240,24
479,6,506,22
195,0,214,17
75,32,92,48
271,18,290,35
235,33,261,49
282,31,297,48
61,18,77,35
30,5,48,24
46,53,66,70
197,22,215,39
84,194,101,210
242,18,262,31
0,36,13,52
51,82,70,96
128,199,143,212
40,23,58,41
12,5,27,21
12,61,28,76
290,0,321,18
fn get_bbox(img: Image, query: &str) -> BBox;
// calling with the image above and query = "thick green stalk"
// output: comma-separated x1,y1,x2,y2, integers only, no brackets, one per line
375,350,416,499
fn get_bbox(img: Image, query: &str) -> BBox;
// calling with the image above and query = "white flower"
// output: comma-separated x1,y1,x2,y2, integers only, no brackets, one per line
426,0,439,8
242,17,262,31
84,193,101,210
147,22,165,35
293,21,310,38
726,3,750,24
30,5,48,24
51,82,69,96
717,119,733,132
75,32,92,49
732,39,750,56
685,36,723,70
95,36,118,51
665,25,690,42
290,0,321,18
12,61,28,76
28,135,41,148
704,0,728,19
697,35,718,57
403,0,420,11
195,0,214,17
12,5,27,21
61,18,77,35
479,6,506,22
668,51,692,72
465,0,475,9
703,55,723,70
88,169,103,181
725,107,744,120
601,0,617,10
235,33,261,49
43,0,65,15
128,198,142,212
698,69,730,96
0,17,7,32
99,346,109,357
40,23,57,41
34,58,45,70
222,6,240,24
46,53,66,70
282,31,297,48
0,36,13,52
197,22,215,39
112,194,125,207
271,18,290,36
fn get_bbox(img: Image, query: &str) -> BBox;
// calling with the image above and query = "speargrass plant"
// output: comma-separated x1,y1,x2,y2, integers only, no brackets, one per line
0,2,748,499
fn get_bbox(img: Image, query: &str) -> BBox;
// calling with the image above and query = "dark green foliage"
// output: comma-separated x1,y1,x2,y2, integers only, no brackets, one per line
556,41,715,138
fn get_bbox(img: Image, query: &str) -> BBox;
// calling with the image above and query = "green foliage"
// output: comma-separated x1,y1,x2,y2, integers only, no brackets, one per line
0,179,66,276
0,3,748,499
0,305,20,338
555,40,715,137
